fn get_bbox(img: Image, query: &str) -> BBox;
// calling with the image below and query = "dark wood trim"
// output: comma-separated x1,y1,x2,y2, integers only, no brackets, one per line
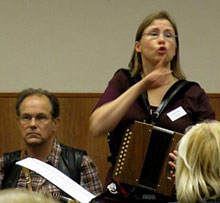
0,93,18,98
0,92,218,98
0,93,102,98
54,93,102,98
207,94,220,98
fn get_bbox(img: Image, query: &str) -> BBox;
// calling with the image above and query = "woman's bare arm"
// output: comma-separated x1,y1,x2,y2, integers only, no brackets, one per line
89,55,172,136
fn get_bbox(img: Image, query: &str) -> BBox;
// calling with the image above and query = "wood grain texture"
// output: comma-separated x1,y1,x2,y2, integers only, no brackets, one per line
0,93,219,185
0,93,110,184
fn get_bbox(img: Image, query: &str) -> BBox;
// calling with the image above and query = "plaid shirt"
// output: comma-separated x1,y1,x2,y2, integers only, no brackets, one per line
0,140,103,197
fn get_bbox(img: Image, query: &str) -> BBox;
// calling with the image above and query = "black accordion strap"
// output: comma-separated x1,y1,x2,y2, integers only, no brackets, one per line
151,79,197,124
121,69,197,125
107,69,197,164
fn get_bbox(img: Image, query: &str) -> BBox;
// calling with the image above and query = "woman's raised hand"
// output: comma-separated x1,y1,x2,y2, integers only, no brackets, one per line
141,54,173,90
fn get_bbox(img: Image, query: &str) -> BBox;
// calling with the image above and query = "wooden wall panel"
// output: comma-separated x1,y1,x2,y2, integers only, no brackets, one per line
0,93,110,184
0,97,24,154
0,93,219,185
208,94,220,121
54,95,111,184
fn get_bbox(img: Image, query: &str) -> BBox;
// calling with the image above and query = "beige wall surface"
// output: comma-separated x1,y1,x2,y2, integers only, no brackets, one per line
0,0,219,93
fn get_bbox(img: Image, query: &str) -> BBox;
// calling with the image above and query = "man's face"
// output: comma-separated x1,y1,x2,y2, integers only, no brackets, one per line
17,95,60,146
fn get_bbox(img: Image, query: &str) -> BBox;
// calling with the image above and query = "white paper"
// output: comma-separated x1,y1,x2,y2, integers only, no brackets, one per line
16,158,95,203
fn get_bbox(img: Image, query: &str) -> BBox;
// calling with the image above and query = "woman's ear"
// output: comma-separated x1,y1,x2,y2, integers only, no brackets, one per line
135,41,142,53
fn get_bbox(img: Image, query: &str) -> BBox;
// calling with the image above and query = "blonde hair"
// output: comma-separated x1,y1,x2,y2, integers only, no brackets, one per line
128,10,185,79
175,120,220,203
0,189,59,203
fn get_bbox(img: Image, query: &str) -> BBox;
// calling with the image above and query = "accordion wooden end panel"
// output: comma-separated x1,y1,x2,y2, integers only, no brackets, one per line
112,121,183,197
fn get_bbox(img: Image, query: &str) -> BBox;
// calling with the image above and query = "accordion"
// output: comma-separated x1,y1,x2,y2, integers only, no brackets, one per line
112,121,182,196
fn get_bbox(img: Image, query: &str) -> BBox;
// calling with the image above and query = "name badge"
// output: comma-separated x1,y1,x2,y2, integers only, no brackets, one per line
167,106,187,122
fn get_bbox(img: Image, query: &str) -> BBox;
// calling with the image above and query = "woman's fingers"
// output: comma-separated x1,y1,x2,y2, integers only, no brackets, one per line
168,150,178,177
155,54,169,69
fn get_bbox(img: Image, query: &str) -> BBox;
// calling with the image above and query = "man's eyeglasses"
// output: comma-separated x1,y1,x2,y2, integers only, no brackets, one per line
19,113,52,125
142,31,177,41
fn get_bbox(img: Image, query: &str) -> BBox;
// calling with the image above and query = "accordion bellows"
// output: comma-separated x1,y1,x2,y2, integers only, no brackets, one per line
112,121,182,196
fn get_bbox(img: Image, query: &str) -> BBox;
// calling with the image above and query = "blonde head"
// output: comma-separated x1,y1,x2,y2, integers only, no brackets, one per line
176,120,220,203
0,189,59,203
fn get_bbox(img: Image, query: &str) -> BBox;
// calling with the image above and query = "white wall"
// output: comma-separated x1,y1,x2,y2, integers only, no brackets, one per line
0,0,219,93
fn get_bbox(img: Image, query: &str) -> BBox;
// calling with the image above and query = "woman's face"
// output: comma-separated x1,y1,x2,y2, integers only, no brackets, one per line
135,19,177,68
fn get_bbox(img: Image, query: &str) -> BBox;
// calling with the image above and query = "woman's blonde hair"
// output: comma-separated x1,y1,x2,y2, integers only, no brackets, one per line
175,120,220,203
0,189,59,203
128,10,185,79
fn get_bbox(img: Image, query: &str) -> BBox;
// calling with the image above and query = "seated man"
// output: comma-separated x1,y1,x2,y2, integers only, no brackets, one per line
0,88,103,201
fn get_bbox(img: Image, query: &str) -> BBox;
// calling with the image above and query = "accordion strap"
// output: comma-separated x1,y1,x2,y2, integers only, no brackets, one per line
151,79,197,124
107,69,198,164
121,69,198,125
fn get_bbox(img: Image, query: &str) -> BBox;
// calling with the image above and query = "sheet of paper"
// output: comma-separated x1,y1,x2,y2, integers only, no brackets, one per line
16,158,95,203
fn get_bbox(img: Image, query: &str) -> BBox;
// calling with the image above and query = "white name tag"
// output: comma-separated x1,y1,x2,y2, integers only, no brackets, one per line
167,106,187,122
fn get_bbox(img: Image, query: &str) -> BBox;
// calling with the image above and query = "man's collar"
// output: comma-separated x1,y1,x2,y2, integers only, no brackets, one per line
21,139,61,167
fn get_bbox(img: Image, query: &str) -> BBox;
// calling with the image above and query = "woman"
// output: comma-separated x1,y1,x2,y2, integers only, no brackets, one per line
176,121,220,203
89,10,215,202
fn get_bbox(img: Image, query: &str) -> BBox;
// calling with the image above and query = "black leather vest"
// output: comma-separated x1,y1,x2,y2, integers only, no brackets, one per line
1,144,87,196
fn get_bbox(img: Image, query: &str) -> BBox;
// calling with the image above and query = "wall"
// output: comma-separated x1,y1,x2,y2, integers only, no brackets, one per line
0,0,219,93
1,93,220,185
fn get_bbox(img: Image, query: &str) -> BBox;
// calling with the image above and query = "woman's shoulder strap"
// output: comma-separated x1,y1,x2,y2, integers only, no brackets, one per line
152,80,199,124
